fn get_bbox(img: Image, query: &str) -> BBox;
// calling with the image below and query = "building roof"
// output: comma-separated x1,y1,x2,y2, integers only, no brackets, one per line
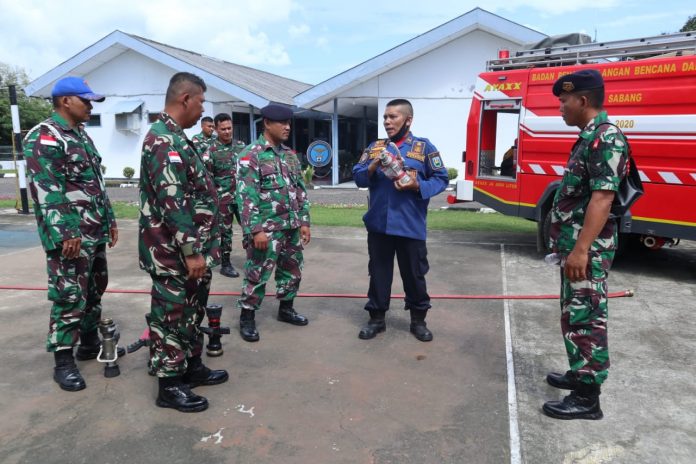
294,7,547,110
25,30,311,108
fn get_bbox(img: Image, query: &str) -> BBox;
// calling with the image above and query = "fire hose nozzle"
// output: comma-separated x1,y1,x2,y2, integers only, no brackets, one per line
97,318,121,378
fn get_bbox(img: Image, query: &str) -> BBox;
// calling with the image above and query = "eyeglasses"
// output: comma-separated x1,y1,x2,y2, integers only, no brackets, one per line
69,96,91,105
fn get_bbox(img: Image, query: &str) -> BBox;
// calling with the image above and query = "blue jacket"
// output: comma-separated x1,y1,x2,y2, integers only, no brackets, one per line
353,133,449,240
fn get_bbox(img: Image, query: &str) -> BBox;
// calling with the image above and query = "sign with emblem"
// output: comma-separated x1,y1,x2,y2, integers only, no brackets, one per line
306,140,332,168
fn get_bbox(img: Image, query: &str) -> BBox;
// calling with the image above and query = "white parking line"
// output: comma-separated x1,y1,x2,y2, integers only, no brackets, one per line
501,244,521,464
0,245,42,257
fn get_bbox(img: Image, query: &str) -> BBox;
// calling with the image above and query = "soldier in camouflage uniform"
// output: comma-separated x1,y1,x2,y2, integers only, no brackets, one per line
235,104,311,342
191,116,215,154
544,70,628,420
202,113,245,279
139,72,228,412
23,76,118,392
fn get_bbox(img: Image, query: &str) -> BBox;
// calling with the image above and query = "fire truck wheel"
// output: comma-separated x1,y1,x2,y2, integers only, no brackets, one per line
538,207,552,254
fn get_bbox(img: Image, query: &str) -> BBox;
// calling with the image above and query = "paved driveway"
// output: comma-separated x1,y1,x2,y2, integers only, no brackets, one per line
0,217,694,463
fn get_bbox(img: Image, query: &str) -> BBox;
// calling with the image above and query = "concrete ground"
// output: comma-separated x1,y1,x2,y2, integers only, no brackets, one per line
0,213,695,464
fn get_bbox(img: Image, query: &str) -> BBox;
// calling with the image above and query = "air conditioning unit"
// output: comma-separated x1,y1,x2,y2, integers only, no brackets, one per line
115,113,141,132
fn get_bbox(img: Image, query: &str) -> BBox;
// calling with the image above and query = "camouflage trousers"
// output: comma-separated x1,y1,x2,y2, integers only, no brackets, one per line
559,249,614,385
219,201,238,255
45,243,107,352
148,269,211,377
238,228,303,311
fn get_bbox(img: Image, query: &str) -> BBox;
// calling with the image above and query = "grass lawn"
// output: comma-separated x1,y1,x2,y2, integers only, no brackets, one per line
310,205,536,232
0,199,536,234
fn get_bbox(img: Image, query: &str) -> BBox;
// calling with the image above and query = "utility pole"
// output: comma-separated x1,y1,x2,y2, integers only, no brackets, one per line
9,85,30,214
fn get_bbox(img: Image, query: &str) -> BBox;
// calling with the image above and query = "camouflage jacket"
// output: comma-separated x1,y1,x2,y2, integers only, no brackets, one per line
139,112,221,276
549,111,628,253
202,139,246,205
23,112,116,252
235,134,310,235
191,132,215,154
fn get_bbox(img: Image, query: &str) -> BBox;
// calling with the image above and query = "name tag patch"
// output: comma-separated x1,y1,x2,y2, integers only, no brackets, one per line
406,152,425,162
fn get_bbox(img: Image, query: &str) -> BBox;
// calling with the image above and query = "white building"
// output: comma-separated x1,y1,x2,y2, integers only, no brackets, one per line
24,31,311,179
294,7,546,182
24,8,546,183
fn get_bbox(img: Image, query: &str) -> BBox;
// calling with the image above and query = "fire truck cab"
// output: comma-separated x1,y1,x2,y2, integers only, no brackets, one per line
453,32,696,252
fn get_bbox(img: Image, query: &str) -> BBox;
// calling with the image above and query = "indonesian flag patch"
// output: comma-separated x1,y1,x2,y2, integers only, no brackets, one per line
238,155,250,167
168,151,182,163
39,134,58,147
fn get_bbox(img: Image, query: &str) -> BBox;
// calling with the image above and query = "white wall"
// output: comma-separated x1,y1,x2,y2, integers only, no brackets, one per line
369,29,521,179
81,50,227,178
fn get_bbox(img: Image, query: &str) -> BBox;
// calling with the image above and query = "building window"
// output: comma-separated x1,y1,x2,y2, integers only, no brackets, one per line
86,114,101,127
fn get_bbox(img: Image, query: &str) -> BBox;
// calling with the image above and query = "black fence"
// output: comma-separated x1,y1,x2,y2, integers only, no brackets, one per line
0,145,15,160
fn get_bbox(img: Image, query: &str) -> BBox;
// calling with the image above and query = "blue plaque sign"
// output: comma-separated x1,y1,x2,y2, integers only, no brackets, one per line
306,140,332,168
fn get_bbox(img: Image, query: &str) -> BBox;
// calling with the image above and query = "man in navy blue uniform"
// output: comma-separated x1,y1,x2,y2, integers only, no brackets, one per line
353,99,449,342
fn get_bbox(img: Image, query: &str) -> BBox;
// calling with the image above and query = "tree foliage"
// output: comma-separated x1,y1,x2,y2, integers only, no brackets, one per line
681,15,696,32
0,63,52,147
123,166,135,179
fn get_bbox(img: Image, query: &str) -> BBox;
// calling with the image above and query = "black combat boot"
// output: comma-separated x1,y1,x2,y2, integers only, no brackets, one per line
240,309,260,342
277,300,309,326
53,349,86,392
358,310,386,340
409,309,433,342
182,356,229,388
76,329,125,360
546,370,581,390
156,376,209,412
542,382,603,420
219,253,240,278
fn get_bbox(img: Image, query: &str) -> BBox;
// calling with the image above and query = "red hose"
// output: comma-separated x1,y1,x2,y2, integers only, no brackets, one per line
0,285,634,300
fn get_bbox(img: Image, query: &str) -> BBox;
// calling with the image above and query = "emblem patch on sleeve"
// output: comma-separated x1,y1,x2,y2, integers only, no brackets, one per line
39,134,58,147
428,152,444,170
168,151,182,163
359,150,369,163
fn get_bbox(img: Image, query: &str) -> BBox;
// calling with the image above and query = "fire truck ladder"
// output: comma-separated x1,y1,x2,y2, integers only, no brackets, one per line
488,31,696,71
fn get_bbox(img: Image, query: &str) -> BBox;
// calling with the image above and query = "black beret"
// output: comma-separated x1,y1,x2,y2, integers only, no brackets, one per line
260,104,293,121
552,69,604,96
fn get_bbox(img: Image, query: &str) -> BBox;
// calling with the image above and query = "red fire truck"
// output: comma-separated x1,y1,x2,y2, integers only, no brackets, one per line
451,32,696,252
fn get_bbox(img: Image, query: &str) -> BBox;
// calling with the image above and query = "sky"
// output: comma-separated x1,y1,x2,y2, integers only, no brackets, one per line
0,0,692,86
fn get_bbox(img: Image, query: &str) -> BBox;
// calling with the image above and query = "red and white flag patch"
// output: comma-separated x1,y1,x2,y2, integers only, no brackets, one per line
39,134,58,147
168,151,182,163
238,155,250,167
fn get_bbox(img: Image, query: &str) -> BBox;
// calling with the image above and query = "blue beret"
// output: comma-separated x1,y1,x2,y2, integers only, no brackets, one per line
552,69,604,96
261,104,293,121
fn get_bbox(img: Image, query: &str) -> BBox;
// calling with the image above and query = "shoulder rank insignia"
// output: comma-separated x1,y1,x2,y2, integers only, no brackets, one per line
428,152,444,170
368,141,386,159
412,141,425,155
